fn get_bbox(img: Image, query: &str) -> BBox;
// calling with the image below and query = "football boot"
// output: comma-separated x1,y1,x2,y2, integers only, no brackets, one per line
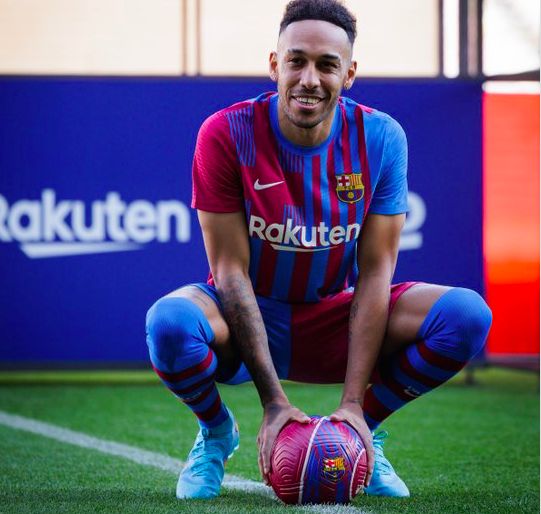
176,408,240,499
364,431,410,498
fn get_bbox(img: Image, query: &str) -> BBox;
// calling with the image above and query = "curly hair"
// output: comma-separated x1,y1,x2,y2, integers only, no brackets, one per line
279,0,357,45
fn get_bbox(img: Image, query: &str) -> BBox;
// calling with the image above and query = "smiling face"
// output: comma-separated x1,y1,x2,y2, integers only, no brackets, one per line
270,19,357,146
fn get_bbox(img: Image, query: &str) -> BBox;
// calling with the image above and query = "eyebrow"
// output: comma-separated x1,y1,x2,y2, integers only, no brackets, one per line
286,48,341,61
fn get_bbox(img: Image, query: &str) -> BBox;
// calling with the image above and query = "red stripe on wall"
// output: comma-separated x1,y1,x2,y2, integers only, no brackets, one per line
484,92,540,355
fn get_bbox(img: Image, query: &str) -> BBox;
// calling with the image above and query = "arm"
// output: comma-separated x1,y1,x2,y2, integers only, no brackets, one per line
330,212,405,486
198,210,309,480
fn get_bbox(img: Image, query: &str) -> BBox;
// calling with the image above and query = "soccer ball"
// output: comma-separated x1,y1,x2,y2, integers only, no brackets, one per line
268,416,367,505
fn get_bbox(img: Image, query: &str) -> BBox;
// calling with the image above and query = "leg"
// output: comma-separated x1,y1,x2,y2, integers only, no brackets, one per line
146,285,234,427
362,284,491,497
145,284,240,499
363,283,493,430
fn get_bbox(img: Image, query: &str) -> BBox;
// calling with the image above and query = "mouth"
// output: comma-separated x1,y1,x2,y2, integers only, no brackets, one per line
291,95,324,110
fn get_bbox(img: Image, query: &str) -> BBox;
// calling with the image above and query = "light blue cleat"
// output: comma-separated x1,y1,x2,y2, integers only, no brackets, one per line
176,408,240,500
364,431,410,498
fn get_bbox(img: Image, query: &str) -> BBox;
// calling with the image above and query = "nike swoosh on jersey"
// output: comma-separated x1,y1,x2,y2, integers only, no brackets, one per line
254,179,284,191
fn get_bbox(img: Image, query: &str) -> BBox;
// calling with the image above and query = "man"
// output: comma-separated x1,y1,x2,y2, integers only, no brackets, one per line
146,0,492,501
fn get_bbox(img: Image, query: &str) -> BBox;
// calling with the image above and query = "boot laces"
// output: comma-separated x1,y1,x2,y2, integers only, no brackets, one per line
187,428,226,476
372,431,393,475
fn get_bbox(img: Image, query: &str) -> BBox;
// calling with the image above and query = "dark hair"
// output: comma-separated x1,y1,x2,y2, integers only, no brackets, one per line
279,0,357,45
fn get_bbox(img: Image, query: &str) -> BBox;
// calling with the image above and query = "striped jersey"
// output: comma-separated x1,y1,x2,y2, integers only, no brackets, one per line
192,92,408,303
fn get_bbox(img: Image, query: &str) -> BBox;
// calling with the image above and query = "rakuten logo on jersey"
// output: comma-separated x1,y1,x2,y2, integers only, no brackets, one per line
248,191,426,252
0,189,190,258
249,215,361,252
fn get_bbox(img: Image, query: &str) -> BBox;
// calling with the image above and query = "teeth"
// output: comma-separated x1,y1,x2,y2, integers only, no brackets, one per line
296,97,320,105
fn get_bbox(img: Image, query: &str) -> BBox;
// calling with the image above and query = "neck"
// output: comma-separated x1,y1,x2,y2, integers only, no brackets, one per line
277,100,336,148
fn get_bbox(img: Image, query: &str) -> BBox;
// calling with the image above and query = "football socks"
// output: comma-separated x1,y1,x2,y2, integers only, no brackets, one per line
146,297,229,428
363,287,492,429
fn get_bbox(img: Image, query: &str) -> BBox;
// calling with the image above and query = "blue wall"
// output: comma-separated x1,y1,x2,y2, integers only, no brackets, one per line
0,77,483,365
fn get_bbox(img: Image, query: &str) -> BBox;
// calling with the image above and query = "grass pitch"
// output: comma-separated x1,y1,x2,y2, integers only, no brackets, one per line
0,368,538,513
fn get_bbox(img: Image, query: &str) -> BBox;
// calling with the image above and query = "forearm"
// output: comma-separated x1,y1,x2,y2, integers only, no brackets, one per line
341,274,390,405
216,272,287,406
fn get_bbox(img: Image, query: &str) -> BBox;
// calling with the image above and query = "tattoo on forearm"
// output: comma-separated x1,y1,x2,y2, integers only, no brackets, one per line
218,275,282,402
348,300,359,341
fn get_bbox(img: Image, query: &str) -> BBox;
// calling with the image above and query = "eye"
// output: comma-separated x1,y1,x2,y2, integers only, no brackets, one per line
288,57,304,66
320,61,339,71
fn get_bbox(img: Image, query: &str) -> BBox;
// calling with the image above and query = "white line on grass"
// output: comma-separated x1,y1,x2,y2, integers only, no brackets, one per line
0,410,371,514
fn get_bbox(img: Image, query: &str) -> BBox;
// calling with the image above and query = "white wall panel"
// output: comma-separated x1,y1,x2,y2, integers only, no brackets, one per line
200,0,439,76
0,0,181,74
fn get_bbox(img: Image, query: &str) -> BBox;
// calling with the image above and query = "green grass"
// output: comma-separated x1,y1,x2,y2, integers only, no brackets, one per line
0,368,538,513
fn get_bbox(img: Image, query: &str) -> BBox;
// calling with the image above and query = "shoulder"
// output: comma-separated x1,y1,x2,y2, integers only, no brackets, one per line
199,92,274,136
340,96,405,140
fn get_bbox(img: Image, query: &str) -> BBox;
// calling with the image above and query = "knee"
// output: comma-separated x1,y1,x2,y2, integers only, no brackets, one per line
145,297,212,366
441,287,493,359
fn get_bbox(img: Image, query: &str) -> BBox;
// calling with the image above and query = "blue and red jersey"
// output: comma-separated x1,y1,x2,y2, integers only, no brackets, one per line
192,92,408,303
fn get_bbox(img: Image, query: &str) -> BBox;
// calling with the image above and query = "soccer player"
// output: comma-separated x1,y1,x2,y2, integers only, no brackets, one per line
146,0,492,500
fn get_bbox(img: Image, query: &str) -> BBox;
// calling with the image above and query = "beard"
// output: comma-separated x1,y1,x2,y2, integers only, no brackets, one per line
282,99,335,130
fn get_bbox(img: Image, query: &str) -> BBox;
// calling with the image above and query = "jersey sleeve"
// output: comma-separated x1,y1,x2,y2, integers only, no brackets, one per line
368,117,409,215
191,111,244,213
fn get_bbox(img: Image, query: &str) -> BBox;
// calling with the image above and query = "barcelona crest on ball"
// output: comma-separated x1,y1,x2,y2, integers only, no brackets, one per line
336,173,364,203
322,456,346,482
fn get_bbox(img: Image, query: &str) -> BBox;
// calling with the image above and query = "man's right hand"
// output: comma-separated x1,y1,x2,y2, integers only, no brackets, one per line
257,400,311,485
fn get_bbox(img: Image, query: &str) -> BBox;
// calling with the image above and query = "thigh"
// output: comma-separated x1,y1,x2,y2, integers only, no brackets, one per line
286,282,448,383
382,282,451,357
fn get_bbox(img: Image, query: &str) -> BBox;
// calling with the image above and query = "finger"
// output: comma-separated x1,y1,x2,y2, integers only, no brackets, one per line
365,445,374,487
262,436,272,478
294,411,311,423
360,433,374,487
328,413,344,422
258,446,265,481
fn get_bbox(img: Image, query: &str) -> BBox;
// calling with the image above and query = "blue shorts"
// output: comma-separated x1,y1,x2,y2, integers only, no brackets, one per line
192,282,419,385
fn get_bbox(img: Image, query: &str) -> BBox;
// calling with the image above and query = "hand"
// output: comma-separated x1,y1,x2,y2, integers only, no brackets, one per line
329,401,374,487
257,400,310,485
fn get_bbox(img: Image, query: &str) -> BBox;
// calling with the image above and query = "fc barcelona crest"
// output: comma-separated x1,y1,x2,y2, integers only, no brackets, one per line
335,173,364,203
322,456,346,482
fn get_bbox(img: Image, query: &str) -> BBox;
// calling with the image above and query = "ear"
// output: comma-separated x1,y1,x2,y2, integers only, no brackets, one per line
343,60,357,90
269,51,278,82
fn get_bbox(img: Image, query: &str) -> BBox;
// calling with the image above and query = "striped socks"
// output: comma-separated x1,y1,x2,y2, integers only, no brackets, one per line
363,288,492,430
146,297,229,429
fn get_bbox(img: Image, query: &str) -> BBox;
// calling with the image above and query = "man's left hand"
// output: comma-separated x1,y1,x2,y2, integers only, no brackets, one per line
329,401,374,487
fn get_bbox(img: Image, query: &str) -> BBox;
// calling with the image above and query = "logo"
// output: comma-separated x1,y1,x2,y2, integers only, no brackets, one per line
0,189,190,259
322,456,346,482
254,179,284,191
248,215,360,252
404,386,421,398
336,173,364,203
401,192,426,251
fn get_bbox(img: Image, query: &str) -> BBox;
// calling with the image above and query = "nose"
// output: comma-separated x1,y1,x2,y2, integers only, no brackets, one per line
300,63,320,90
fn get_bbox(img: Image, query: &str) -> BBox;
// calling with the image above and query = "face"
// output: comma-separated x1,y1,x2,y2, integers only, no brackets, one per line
270,19,357,138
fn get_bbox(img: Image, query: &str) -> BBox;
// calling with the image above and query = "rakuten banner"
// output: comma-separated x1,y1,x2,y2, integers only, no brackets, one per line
0,78,483,365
